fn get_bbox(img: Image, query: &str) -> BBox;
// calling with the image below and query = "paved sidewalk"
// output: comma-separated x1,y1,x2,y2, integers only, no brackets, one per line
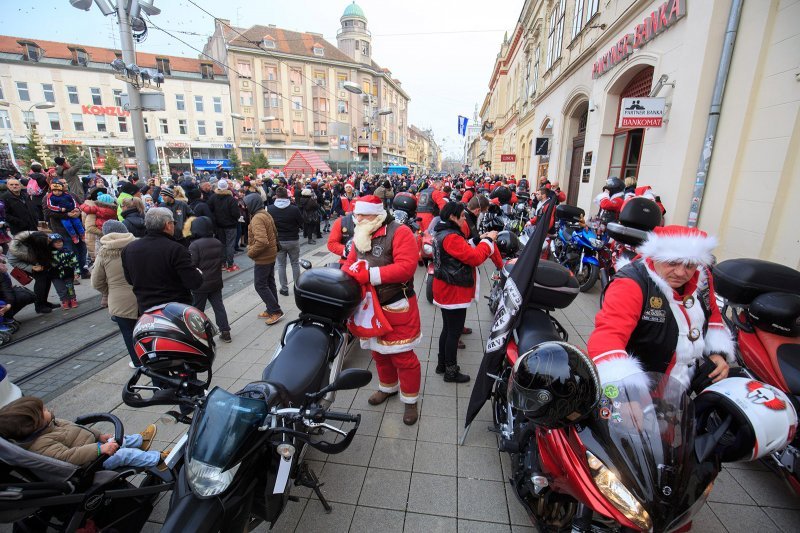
39,255,799,533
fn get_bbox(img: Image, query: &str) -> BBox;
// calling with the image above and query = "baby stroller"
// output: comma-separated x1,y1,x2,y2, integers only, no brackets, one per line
0,413,175,532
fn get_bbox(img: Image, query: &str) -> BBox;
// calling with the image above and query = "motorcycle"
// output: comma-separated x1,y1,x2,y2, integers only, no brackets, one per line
547,208,608,292
714,258,800,494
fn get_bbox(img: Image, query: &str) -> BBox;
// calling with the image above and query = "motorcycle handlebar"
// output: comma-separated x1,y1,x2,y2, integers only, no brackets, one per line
320,411,360,424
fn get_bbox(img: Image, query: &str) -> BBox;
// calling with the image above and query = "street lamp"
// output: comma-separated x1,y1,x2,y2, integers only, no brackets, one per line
231,114,277,160
342,81,392,175
0,101,56,127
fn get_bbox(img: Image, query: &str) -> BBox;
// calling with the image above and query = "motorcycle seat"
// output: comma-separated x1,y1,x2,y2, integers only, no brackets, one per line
516,309,562,355
262,323,331,405
776,341,800,396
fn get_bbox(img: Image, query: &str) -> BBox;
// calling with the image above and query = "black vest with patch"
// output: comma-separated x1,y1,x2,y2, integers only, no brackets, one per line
417,187,437,215
433,227,475,288
356,220,413,305
339,213,355,245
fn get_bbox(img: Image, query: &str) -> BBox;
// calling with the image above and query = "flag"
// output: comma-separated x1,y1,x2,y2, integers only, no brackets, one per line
464,200,557,428
457,115,468,136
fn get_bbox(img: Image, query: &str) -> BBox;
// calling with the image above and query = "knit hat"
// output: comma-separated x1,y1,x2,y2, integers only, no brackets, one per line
217,179,229,190
102,220,129,235
639,225,717,266
48,233,63,242
160,187,175,199
97,193,116,204
353,195,385,216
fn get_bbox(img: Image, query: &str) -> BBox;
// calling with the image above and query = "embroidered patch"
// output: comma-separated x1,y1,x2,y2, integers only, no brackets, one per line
371,245,384,257
642,308,667,323
649,296,663,309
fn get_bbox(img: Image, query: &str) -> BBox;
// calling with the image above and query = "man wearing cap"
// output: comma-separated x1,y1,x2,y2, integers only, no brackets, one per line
160,187,194,246
588,225,735,391
343,195,422,425
207,179,241,271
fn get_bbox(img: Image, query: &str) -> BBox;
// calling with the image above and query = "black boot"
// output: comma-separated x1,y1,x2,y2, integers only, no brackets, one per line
443,364,470,383
435,363,459,375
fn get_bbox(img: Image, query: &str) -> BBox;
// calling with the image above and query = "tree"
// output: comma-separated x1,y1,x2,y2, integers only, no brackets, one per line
63,145,92,174
228,150,243,179
18,131,47,172
103,153,121,175
248,151,270,173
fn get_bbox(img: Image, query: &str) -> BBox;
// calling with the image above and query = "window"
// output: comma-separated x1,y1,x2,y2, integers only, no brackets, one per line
289,68,302,86
546,0,566,70
215,121,224,136
291,96,303,111
73,49,89,66
587,0,600,19
362,80,371,95
16,82,30,101
201,64,214,79
313,46,324,57
314,98,328,112
530,47,540,97
237,60,252,78
23,43,41,62
96,115,107,132
262,37,276,49
197,120,206,136
143,117,149,134
176,94,185,111
159,118,168,134
314,121,327,136
313,71,326,86
337,73,347,89
0,110,11,129
264,65,278,81
23,111,33,126
243,117,254,132
66,85,79,104
113,89,123,107
0,83,4,100
213,96,222,113
47,112,61,130
337,99,348,114
71,113,84,131
264,119,281,132
292,120,305,135
240,91,253,107
179,119,188,135
194,96,204,112
156,58,171,75
572,0,585,39
361,41,370,56
118,116,128,132
42,84,55,103
264,92,279,109
91,87,102,105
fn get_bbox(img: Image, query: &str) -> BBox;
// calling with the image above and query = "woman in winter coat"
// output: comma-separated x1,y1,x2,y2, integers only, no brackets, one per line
297,187,319,244
431,202,499,383
80,192,118,261
7,231,56,313
91,220,140,367
120,197,146,237
188,216,231,342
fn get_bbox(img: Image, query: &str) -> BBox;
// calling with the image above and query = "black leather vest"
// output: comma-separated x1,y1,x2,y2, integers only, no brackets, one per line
417,187,437,215
339,213,355,245
433,227,474,288
356,220,413,304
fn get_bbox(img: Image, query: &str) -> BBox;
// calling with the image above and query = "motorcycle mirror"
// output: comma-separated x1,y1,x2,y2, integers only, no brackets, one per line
299,259,312,270
329,368,372,392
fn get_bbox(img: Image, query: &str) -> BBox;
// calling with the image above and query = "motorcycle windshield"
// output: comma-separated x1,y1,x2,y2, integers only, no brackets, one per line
578,373,716,532
189,387,270,470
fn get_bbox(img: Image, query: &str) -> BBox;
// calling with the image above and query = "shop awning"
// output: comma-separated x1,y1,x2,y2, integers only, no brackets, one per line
282,151,332,175
193,158,232,171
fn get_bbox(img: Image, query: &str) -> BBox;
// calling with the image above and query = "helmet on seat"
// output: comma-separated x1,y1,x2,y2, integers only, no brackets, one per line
603,176,625,196
392,192,417,214
509,342,601,428
495,230,519,258
694,377,797,461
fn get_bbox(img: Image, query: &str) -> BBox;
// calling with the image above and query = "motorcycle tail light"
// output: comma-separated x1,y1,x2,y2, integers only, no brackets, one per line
586,451,652,531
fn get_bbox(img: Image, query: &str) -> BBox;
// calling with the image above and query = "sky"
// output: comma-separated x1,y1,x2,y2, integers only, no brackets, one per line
6,0,523,158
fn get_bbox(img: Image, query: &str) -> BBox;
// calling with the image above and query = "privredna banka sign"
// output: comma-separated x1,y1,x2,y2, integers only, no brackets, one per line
81,105,131,117
592,0,686,79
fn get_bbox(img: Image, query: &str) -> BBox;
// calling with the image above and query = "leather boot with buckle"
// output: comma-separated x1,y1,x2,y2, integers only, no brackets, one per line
403,403,418,425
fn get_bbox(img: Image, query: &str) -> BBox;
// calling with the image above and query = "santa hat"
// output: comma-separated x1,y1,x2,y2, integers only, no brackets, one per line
353,195,385,216
465,180,475,188
639,225,717,265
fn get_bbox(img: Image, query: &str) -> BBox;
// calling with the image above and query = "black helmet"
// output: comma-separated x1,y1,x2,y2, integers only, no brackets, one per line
495,230,519,257
133,302,216,374
509,342,601,428
603,176,624,196
393,192,417,214
619,197,662,231
479,211,505,233
492,186,512,205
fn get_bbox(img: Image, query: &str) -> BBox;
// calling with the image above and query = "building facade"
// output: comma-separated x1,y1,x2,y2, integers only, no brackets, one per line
204,2,410,170
482,0,799,266
0,35,233,174
407,125,442,174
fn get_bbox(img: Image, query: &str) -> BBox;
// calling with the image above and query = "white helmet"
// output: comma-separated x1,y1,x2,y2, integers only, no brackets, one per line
695,377,797,461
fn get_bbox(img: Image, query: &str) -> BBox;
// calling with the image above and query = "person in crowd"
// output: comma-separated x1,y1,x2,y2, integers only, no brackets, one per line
115,181,141,220
25,162,48,221
8,231,57,313
326,211,355,266
595,176,625,225
0,396,167,471
343,196,421,425
246,194,283,325
120,197,146,237
588,225,735,390
91,220,140,368
464,195,489,241
374,179,395,210
54,153,87,203
188,216,232,343
80,191,117,261
48,234,79,310
529,186,558,232
44,181,85,245
340,183,357,214
158,187,194,247
186,186,212,219
298,186,319,245
0,252,36,323
267,187,303,297
206,179,240,271
3,178,40,235
431,202,498,383
121,207,203,315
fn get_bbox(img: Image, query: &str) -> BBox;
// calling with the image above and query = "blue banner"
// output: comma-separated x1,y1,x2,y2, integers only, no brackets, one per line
193,159,232,170
457,115,468,136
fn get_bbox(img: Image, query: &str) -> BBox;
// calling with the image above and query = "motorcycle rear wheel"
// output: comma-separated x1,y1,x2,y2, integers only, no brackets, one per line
570,263,598,292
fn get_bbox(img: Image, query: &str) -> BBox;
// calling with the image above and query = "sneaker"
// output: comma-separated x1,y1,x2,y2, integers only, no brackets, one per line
128,361,138,369
61,301,70,310
265,311,284,325
220,331,232,343
140,424,157,451
227,264,240,272
70,299,78,308
157,449,172,472
279,288,289,296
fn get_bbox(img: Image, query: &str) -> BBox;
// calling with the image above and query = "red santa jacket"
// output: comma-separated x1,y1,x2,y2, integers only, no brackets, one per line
599,192,625,213
432,228,495,309
461,189,475,205
343,221,418,287
340,195,356,214
327,217,346,262
431,189,448,211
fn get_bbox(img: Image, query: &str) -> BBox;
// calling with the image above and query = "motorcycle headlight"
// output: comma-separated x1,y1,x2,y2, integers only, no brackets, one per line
592,238,604,248
422,243,434,256
187,458,241,497
586,451,651,531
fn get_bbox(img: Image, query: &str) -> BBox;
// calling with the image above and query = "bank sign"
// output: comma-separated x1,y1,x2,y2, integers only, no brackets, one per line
619,98,666,127
592,0,686,79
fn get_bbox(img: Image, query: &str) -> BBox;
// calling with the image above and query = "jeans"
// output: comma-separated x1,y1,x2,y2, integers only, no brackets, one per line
253,263,281,314
113,316,138,367
218,227,237,267
102,434,160,470
438,307,467,368
193,290,230,332
275,240,300,292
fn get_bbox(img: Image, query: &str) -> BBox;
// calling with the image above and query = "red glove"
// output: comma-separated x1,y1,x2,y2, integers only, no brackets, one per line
346,260,371,285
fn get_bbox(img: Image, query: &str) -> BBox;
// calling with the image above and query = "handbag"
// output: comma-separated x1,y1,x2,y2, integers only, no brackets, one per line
347,285,394,339
10,267,33,286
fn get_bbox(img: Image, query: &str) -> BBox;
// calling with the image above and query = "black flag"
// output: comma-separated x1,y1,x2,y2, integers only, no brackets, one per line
464,200,557,428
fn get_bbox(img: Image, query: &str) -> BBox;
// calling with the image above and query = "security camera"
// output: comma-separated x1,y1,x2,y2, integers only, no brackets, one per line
127,63,141,75
140,69,152,82
110,58,126,72
152,73,165,86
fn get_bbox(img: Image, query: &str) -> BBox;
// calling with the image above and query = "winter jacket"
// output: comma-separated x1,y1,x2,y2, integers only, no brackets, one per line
21,418,102,466
51,248,79,279
160,200,193,240
91,232,139,320
121,230,204,314
8,231,52,272
431,220,495,309
246,195,279,265
297,191,319,224
80,200,118,234
56,157,87,203
189,198,212,219
207,189,240,229
266,199,303,242
1,191,39,235
120,208,146,237
188,217,224,294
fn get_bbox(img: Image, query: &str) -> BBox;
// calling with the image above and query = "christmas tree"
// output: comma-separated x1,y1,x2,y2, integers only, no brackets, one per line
103,153,122,175
249,151,270,173
228,150,243,179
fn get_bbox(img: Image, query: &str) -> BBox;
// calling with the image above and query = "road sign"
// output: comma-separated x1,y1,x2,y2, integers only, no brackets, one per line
619,97,666,127
535,137,549,156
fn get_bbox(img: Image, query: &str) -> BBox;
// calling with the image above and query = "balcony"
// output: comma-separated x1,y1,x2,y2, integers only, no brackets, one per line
336,27,371,38
312,82,328,97
313,132,329,144
264,129,287,142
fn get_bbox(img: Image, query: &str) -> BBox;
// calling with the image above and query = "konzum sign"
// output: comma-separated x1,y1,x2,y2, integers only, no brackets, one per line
81,105,131,117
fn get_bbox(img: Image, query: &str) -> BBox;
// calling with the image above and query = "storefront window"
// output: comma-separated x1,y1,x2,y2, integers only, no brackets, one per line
608,67,653,182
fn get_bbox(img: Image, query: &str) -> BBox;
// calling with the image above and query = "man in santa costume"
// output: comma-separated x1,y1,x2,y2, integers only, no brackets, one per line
344,195,422,425
587,225,735,390
461,179,476,205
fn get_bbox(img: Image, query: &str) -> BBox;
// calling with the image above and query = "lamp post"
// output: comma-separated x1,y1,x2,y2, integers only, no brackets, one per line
342,81,392,176
231,114,276,162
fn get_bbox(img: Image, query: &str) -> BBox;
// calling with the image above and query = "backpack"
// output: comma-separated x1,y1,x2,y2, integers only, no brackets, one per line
26,178,42,196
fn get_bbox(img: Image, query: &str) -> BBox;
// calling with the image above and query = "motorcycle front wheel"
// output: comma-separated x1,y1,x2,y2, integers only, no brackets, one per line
569,263,598,292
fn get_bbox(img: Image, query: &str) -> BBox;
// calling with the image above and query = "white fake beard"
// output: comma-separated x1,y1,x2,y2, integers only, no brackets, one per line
352,212,387,253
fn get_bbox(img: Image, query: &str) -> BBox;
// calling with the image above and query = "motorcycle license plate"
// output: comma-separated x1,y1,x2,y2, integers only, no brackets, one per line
273,456,292,494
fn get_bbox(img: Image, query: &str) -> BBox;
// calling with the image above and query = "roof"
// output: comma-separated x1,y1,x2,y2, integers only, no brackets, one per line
283,151,332,174
227,26,354,64
0,35,225,76
342,2,367,20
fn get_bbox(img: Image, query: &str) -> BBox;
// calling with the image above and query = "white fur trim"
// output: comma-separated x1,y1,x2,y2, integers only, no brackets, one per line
615,255,632,271
360,334,421,354
639,233,717,265
369,267,382,286
481,238,495,255
596,354,646,386
704,326,736,364
399,391,418,404
353,201,385,215
378,382,400,394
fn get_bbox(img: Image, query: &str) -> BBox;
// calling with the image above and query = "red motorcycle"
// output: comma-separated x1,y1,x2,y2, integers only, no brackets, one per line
713,258,800,493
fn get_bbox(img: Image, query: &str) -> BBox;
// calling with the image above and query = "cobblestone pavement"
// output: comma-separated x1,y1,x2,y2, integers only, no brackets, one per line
23,253,800,533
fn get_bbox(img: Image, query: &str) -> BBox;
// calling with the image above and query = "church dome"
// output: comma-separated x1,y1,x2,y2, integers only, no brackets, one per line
342,2,366,20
